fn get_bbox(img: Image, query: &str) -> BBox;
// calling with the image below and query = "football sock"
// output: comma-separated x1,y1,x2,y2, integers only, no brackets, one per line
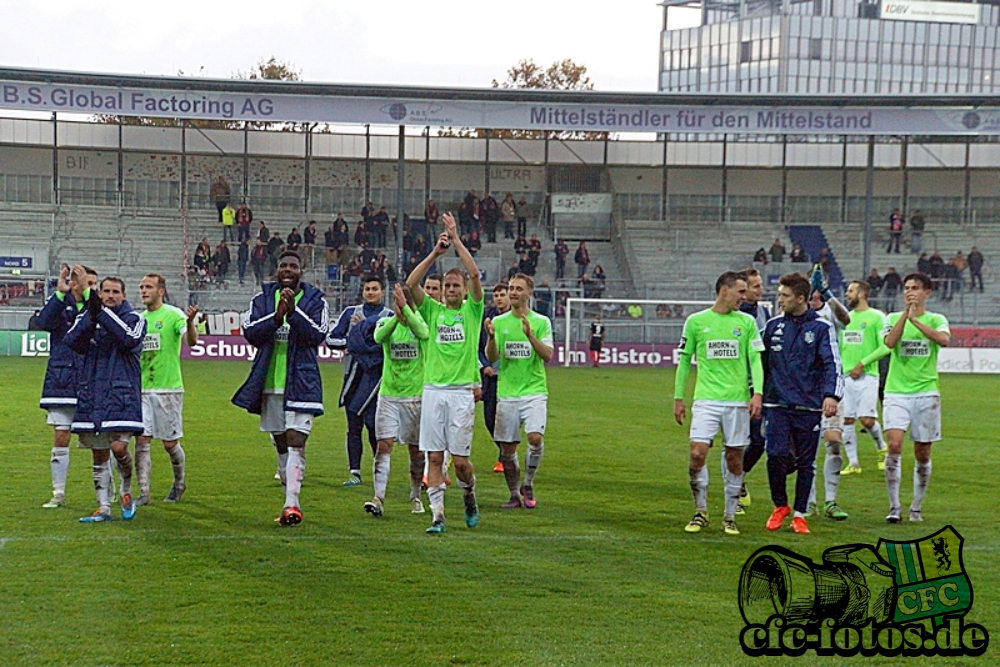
135,442,152,496
167,444,186,487
501,452,520,496
723,467,743,518
373,452,390,500
885,452,902,509
93,460,111,513
427,484,446,523
868,422,886,451
114,450,134,497
843,423,859,467
689,465,708,513
50,446,69,496
911,460,932,512
824,441,842,503
276,451,288,486
794,510,805,519
524,441,543,485
442,451,451,478
285,448,305,508
408,453,424,501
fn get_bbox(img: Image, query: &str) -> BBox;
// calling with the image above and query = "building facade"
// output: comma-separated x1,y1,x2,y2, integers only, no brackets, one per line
660,0,1000,93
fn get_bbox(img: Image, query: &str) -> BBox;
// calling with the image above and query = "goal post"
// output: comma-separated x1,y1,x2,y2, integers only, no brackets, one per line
562,297,715,367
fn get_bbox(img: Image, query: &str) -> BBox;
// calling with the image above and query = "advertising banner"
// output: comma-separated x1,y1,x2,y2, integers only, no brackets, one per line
881,0,981,24
2,80,1000,136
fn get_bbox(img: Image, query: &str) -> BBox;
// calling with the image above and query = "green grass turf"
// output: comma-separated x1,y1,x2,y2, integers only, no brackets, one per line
0,357,997,665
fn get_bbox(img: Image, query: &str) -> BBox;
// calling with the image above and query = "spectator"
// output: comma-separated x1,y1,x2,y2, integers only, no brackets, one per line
214,240,231,283
286,227,302,255
354,220,369,249
527,233,542,265
882,266,902,311
887,208,903,254
952,250,968,291
221,202,236,242
554,238,569,280
257,220,270,244
457,201,471,237
968,246,984,292
412,234,428,262
592,264,607,295
237,239,249,285
324,223,337,266
334,215,350,265
518,252,535,277
574,241,590,279
867,268,883,309
516,196,530,238
361,201,375,225
236,202,253,243
753,247,768,264
480,191,499,243
789,243,808,263
424,199,440,231
303,220,317,267
501,193,517,239
942,258,959,301
193,243,208,273
251,239,268,286
346,255,365,299
266,232,284,278
909,209,925,254
769,238,787,263
917,252,932,276
467,230,482,256
928,251,945,290
507,258,521,280
514,234,528,256
373,206,390,248
210,176,230,222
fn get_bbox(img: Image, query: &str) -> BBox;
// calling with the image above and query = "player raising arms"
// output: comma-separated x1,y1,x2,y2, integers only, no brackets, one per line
233,250,329,526
673,272,764,536
485,274,553,509
406,212,484,534
881,273,950,523
36,264,97,508
135,274,199,505
364,283,430,517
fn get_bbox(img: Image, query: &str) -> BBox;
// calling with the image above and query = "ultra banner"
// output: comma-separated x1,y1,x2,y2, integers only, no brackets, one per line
2,80,1000,136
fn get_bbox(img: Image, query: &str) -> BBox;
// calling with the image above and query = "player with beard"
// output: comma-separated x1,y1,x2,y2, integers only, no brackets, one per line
65,270,146,523
233,251,329,526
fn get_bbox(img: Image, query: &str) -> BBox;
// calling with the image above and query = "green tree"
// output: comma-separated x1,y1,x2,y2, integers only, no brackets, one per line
440,58,608,140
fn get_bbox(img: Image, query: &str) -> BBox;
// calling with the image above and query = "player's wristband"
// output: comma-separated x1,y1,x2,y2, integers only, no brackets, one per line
820,288,834,302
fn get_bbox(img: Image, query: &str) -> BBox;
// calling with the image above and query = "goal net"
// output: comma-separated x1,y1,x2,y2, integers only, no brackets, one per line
560,297,715,367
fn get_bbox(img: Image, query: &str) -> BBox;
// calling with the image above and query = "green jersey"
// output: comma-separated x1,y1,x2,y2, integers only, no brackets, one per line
418,294,483,387
884,311,950,395
140,304,189,392
674,308,764,402
374,305,429,398
492,309,553,398
265,290,304,392
840,308,887,377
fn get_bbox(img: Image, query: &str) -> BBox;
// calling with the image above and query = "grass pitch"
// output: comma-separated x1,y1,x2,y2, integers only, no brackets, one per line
0,358,997,666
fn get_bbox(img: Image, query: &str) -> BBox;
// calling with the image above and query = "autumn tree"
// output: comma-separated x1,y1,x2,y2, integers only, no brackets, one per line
440,58,608,140
95,57,316,131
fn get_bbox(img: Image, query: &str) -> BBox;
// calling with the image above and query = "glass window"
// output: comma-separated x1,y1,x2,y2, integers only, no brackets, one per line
810,38,823,60
740,40,752,63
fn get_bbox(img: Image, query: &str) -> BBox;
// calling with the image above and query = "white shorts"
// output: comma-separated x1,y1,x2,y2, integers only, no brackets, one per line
883,394,942,443
820,399,844,434
46,407,74,431
842,374,879,420
419,386,475,457
260,393,314,435
494,395,548,443
689,401,749,448
375,396,421,445
141,392,184,441
78,431,131,450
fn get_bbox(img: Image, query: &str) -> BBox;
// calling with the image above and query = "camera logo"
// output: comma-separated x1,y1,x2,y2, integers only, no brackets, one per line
738,526,989,657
